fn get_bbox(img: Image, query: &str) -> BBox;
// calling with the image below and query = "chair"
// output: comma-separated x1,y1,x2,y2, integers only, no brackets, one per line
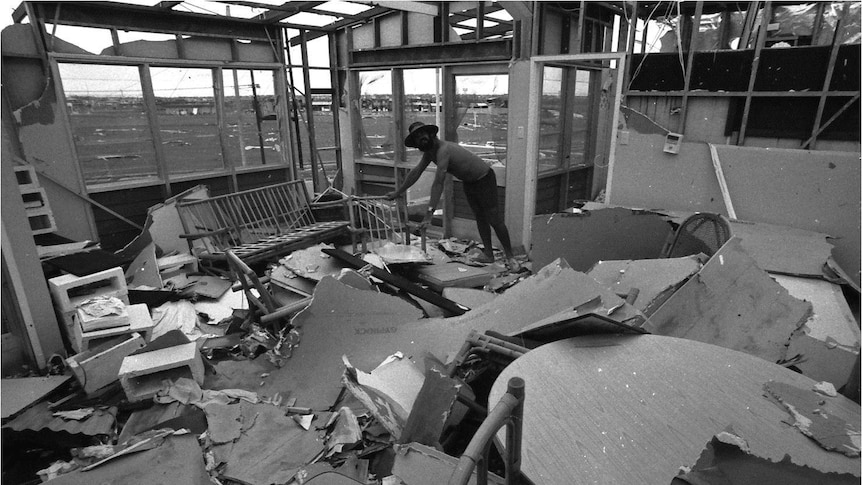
661,212,732,259
448,377,525,485
225,250,310,331
348,195,426,253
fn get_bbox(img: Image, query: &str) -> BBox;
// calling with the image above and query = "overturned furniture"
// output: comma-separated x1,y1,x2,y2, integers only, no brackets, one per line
177,181,351,270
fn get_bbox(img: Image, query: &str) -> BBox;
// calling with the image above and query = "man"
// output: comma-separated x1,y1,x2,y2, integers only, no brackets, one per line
385,121,519,269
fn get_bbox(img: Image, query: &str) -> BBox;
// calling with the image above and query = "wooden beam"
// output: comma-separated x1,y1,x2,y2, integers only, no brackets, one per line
138,64,171,197
299,30,321,191
322,248,468,315
623,1,638,95
708,143,737,219
213,67,238,192
738,1,771,144
574,0,586,53
678,1,702,134
808,1,848,150
802,92,860,149
353,1,438,17
287,6,389,46
392,68,406,193
328,31,343,178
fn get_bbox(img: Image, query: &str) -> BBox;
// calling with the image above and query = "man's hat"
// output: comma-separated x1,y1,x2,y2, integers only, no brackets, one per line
404,121,439,148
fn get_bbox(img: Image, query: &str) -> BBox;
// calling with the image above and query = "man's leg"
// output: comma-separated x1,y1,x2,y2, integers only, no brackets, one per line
464,183,496,262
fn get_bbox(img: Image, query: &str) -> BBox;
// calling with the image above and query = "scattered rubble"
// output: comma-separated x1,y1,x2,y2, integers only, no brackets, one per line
4,196,859,484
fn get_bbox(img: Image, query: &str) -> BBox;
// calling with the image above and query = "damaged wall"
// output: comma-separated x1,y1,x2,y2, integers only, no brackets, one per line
609,130,861,285
1,24,97,242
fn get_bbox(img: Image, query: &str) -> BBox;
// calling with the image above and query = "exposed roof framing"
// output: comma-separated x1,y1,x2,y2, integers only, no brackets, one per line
352,1,439,16
21,1,280,41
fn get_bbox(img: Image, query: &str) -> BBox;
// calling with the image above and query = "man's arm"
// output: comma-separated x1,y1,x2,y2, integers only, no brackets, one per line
385,154,432,200
421,150,450,224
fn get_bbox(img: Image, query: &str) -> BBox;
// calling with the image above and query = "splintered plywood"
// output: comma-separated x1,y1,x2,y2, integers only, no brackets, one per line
776,274,861,388
489,335,861,485
645,238,812,363
530,208,672,272
587,255,703,315
223,402,324,485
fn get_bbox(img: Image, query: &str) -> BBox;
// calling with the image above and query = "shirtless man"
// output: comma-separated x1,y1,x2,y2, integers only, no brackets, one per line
385,121,519,269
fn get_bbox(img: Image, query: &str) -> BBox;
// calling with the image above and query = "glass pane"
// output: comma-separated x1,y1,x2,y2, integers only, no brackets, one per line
58,63,159,185
223,69,283,168
538,66,563,174
153,68,224,175
359,70,393,159
568,69,591,169
404,68,440,159
454,73,509,171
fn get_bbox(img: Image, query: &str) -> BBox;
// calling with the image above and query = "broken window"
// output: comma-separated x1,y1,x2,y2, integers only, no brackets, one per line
153,67,224,175
358,70,393,160
404,67,440,159
223,69,282,168
538,66,563,174
58,63,159,185
454,73,508,171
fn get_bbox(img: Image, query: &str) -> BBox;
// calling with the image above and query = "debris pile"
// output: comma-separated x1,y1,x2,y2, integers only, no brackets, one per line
3,197,859,484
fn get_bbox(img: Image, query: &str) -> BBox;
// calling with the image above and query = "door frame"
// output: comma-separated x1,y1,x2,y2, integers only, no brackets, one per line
523,52,625,254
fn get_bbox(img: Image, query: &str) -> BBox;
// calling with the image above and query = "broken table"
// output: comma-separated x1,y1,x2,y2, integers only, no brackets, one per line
489,334,860,484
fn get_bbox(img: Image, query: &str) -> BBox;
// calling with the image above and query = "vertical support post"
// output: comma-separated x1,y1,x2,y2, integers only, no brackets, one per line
441,65,455,238
477,1,485,41
176,33,187,59
522,59,542,248
678,1,703,134
299,30,321,191
213,67,238,192
623,2,638,96
532,1,544,56
328,32,343,178
111,28,123,56
392,68,405,194
808,1,847,150
811,1,827,44
139,64,171,196
738,1,771,145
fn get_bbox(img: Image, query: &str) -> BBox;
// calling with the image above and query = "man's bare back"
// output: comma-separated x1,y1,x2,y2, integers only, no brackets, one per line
426,140,490,183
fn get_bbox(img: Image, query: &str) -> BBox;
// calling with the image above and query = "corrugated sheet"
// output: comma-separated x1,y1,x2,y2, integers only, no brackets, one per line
3,400,116,437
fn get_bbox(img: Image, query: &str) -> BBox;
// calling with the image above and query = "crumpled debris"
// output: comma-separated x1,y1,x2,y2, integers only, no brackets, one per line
78,296,126,318
53,408,95,420
813,381,838,397
155,377,260,408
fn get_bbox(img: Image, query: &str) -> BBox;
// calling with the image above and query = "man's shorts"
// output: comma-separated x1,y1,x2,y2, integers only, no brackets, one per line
462,169,502,223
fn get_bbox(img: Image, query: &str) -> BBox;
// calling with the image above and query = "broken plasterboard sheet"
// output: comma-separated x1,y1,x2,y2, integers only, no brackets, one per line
715,144,860,288
398,355,462,447
125,242,162,290
204,403,242,444
414,262,496,292
342,353,425,440
530,207,673,272
279,243,345,282
587,255,704,315
270,265,317,296
777,274,861,388
390,442,505,485
764,380,861,457
645,238,813,363
264,276,423,409
223,401,324,485
729,220,835,278
1,375,71,419
672,429,860,485
442,287,497,309
147,185,209,256
41,434,211,485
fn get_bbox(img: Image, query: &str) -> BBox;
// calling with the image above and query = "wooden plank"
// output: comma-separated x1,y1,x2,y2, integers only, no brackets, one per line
323,248,469,315
414,262,495,292
645,237,812,363
808,1,848,150
708,142,737,219
738,1,772,144
489,334,861,484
